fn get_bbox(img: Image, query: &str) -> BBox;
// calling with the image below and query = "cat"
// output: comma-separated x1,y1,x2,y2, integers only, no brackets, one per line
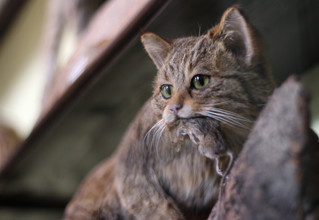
63,6,275,220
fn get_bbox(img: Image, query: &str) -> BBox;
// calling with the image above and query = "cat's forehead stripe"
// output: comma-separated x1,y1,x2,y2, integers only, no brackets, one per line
176,37,210,71
168,37,206,71
168,63,175,74
191,37,207,63
163,69,169,81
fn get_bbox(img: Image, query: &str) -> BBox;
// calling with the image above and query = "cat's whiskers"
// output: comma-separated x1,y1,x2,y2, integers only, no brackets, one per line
155,123,166,157
200,101,231,107
144,120,163,144
201,107,252,122
201,112,246,129
198,24,202,37
144,119,167,156
199,106,252,130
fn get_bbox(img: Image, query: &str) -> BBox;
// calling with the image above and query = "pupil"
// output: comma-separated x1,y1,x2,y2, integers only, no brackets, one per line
166,85,171,94
196,76,204,85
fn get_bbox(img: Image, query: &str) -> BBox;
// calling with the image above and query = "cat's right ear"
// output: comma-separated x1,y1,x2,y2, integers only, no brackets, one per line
141,33,171,70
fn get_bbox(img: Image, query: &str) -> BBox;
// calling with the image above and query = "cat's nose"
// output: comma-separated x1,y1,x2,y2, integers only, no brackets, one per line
169,104,182,115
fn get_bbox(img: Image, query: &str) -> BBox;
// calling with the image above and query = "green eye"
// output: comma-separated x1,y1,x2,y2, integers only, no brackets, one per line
191,75,210,89
160,84,173,99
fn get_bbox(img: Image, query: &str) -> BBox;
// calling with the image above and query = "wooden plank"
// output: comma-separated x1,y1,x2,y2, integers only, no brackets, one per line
0,0,170,178
41,0,170,115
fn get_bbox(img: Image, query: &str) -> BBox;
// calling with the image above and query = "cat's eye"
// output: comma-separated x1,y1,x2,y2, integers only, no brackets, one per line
160,84,173,99
191,75,210,90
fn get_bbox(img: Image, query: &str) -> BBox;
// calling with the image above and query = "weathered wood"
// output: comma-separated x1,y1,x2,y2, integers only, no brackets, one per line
41,0,170,116
0,0,170,177
209,76,319,220
0,1,170,216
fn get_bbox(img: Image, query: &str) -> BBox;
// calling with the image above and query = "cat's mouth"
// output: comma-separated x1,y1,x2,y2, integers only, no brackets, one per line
163,112,205,127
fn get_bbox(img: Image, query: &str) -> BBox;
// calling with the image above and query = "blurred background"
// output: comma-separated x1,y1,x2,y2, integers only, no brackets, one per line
0,0,318,219
0,0,45,137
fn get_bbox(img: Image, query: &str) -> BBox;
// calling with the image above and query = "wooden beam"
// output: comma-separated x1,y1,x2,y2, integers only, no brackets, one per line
0,0,171,178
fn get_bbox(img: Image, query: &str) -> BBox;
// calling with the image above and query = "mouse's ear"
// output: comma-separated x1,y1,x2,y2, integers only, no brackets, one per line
141,33,172,70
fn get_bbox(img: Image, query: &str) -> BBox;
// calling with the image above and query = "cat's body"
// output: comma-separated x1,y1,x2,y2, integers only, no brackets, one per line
64,6,275,220
65,100,219,219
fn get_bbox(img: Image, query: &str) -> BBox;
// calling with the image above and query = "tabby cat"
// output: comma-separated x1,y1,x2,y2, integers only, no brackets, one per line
64,6,275,220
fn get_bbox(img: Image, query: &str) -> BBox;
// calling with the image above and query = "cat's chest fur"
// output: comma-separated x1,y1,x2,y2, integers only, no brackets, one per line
155,140,219,210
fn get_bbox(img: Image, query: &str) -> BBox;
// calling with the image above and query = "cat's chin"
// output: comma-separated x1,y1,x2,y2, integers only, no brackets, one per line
166,117,229,159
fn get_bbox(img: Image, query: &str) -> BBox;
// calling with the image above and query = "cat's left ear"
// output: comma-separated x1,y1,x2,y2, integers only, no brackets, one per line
141,33,171,70
208,6,263,66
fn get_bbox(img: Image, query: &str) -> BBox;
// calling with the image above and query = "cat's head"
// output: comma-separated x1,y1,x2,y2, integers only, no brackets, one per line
142,6,275,131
